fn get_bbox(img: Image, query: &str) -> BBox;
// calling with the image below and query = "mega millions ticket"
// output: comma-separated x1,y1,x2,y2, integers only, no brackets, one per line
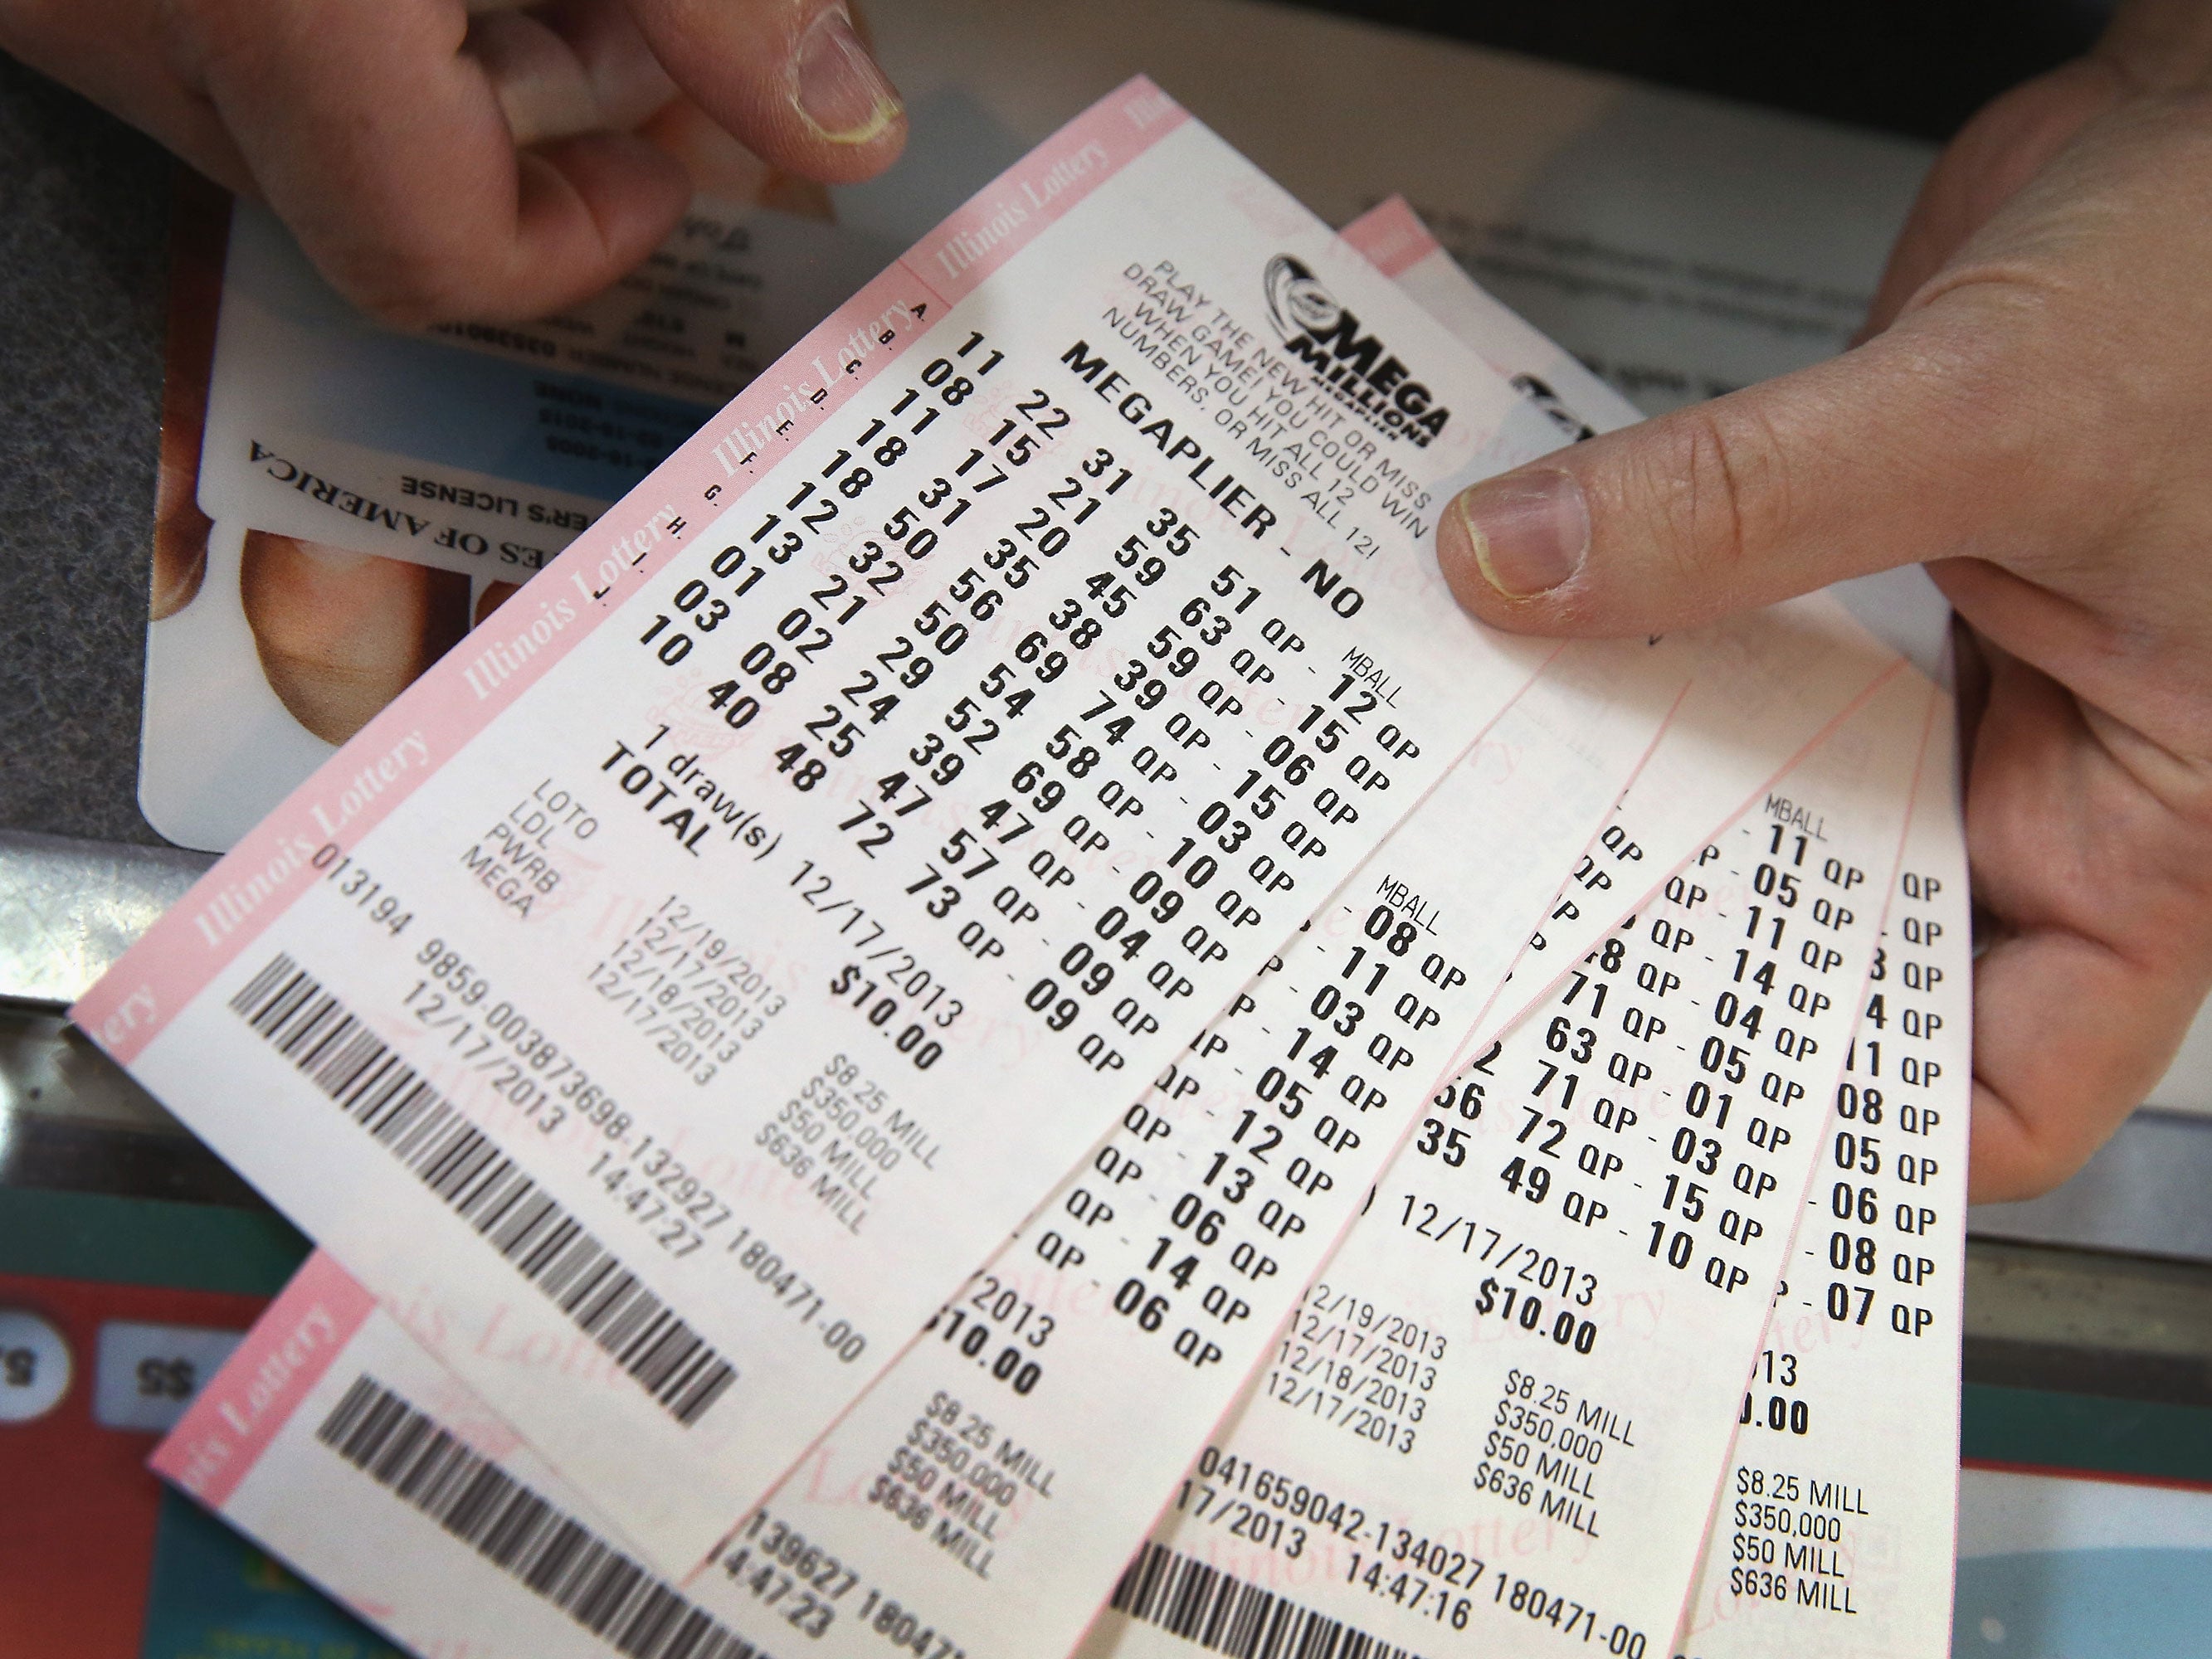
79,79,1619,1569
146,203,1940,1659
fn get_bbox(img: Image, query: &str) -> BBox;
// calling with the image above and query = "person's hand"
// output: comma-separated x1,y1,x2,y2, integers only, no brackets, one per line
1436,0,2212,1204
0,0,904,324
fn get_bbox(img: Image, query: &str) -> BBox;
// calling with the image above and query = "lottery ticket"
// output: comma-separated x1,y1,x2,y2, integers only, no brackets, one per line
150,663,1942,1659
144,176,1898,1659
139,181,1921,1659
1080,660,1935,1659
1672,699,1969,1659
82,78,1585,1569
144,192,1921,1657
152,1253,769,1659
150,621,1678,1658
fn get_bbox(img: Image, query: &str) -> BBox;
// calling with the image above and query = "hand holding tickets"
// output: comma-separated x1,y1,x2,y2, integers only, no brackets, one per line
88,80,1967,1659
1434,0,2212,1204
0,0,902,322
1360,209,1971,1658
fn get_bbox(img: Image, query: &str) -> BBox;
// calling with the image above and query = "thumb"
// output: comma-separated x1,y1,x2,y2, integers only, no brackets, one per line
625,0,906,183
1435,310,2057,639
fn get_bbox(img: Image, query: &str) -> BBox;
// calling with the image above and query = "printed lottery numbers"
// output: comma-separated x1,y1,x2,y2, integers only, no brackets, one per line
649,330,1005,719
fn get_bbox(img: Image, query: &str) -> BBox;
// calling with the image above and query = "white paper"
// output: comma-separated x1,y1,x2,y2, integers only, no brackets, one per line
1355,195,1971,1659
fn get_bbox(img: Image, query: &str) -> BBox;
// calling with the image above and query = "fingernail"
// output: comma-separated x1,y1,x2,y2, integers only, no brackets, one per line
1446,469,1589,599
794,4,901,145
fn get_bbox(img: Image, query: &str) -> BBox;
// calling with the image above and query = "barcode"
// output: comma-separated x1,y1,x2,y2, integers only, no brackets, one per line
317,1374,770,1659
1109,1541,1421,1659
231,953,735,1427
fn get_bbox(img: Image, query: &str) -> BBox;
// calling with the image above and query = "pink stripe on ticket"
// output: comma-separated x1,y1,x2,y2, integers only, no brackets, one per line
151,1251,378,1510
1340,196,1438,278
75,76,1189,1063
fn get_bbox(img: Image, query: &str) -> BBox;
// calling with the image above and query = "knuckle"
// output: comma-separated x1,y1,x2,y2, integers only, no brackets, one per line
1630,399,1793,593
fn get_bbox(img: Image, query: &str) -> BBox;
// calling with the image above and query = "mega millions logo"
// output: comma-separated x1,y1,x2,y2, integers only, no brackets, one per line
1261,255,1450,447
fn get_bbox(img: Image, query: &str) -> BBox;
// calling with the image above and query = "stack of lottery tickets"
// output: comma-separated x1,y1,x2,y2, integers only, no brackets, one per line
79,80,1971,1659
